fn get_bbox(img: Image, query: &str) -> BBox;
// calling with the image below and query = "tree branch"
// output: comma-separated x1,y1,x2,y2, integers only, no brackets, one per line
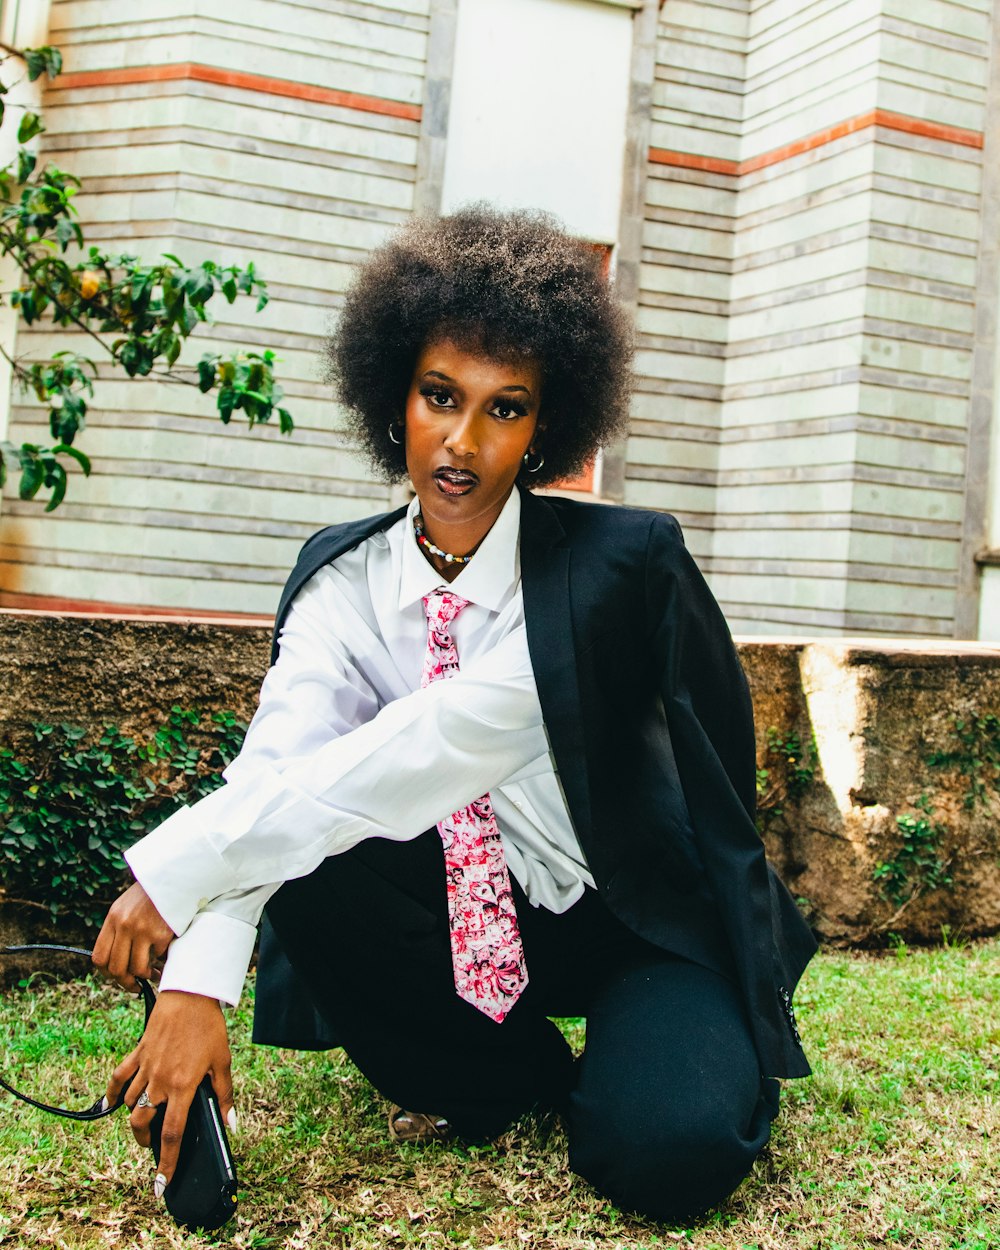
1,244,223,393
0,335,30,384
153,367,201,388
0,893,56,914
2,247,116,360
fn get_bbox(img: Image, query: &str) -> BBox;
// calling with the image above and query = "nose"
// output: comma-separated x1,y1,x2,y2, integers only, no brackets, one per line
443,409,478,458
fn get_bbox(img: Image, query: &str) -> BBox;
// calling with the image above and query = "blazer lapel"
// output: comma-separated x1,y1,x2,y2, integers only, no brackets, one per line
519,489,592,846
271,505,408,663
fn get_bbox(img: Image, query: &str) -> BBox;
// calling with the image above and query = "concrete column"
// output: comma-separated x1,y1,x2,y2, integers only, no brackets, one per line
601,0,659,503
960,2,1000,638
413,0,458,218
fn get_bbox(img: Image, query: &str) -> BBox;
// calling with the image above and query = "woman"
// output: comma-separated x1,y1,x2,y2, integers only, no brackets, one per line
94,206,816,1222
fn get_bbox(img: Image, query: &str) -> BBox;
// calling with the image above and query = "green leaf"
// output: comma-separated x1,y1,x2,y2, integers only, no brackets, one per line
53,444,92,476
197,357,217,393
43,461,68,511
12,289,30,323
118,341,138,376
24,47,63,82
255,292,269,313
17,147,37,184
18,456,44,500
184,268,214,307
180,302,199,335
278,407,294,436
55,215,82,249
161,253,184,266
17,112,44,144
23,50,46,82
130,269,154,307
161,272,184,319
134,341,154,376
57,393,87,444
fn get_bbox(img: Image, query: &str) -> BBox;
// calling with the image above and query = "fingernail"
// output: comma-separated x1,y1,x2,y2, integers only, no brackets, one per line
153,1173,167,1200
226,1107,238,1132
99,1096,110,1113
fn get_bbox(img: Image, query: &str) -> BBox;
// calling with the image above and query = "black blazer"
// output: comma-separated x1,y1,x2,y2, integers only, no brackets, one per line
254,488,817,1078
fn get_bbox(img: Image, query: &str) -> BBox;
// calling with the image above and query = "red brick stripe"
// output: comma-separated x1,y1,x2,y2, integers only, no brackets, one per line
51,64,422,122
648,149,740,176
0,589,273,623
650,108,984,177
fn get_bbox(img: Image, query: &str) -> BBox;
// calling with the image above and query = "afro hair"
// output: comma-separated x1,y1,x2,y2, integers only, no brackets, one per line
326,205,633,488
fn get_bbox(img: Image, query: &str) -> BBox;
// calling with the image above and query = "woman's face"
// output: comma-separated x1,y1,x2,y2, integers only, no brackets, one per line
404,337,542,554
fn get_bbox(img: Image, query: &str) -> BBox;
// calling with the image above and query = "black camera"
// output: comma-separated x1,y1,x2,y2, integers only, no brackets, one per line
149,1076,238,1232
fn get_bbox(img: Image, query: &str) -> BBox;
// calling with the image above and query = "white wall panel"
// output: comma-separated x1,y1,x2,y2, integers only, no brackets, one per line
441,0,633,242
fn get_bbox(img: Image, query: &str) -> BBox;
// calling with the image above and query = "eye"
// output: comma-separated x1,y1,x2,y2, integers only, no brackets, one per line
419,385,455,409
491,399,528,421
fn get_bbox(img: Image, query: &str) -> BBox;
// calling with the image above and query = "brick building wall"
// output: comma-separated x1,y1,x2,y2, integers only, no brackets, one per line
1,0,999,639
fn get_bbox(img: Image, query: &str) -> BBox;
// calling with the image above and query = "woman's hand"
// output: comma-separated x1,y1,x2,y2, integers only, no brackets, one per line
105,990,235,1197
92,881,175,991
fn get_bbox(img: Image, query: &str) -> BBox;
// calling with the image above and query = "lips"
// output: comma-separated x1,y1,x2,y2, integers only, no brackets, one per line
433,467,479,496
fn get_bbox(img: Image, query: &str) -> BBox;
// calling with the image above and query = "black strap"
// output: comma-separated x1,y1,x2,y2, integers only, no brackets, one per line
0,944,156,1121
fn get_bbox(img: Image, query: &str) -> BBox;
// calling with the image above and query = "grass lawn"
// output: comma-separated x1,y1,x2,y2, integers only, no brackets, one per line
0,940,997,1249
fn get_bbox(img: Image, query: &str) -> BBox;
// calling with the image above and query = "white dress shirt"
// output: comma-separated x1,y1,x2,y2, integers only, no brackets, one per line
126,490,593,1006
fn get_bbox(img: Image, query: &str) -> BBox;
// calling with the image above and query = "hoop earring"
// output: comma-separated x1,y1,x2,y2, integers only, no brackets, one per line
523,448,544,474
388,423,403,446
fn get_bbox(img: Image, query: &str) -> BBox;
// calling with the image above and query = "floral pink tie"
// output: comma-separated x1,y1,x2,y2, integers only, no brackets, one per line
421,589,528,1023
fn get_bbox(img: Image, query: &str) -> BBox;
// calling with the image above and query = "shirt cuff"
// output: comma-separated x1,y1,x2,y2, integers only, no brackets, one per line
157,911,258,1007
124,803,235,938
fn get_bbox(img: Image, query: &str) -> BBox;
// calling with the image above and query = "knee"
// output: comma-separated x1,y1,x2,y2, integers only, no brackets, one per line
567,1103,765,1223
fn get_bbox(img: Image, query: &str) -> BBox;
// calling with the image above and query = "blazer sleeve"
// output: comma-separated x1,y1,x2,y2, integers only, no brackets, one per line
645,513,757,821
644,513,814,1078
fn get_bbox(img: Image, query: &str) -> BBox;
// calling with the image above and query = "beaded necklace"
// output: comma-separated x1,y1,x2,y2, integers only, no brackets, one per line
413,513,473,566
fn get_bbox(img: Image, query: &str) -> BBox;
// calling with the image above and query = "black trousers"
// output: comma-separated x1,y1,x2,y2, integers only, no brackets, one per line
262,829,780,1222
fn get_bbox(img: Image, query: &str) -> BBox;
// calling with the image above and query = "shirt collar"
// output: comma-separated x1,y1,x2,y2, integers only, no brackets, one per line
397,488,521,612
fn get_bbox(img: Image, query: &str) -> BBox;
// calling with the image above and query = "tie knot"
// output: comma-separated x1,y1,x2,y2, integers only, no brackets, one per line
422,590,469,631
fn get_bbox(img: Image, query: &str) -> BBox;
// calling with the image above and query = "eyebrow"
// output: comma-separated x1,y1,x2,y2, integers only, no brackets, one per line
422,370,533,396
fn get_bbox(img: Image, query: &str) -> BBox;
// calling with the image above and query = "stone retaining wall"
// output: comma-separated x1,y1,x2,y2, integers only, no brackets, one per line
1,610,998,952
747,638,1000,947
